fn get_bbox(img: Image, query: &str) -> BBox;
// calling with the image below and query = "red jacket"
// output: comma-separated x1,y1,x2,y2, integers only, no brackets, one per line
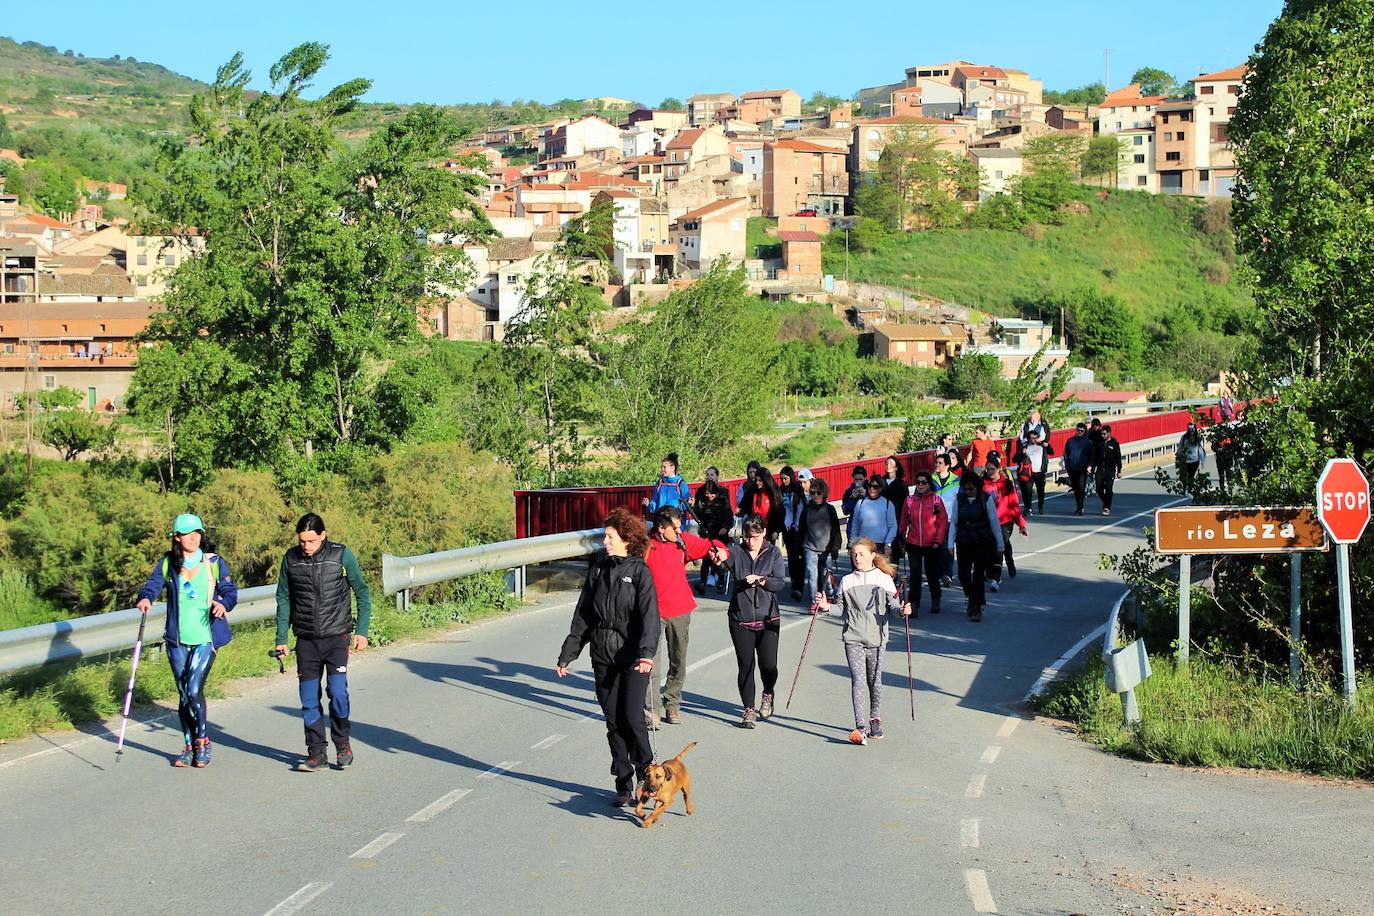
900,489,949,548
983,476,1026,531
645,530,720,618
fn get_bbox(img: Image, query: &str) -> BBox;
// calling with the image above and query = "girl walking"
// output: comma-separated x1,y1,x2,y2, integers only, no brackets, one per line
135,513,239,768
816,537,910,745
708,514,787,728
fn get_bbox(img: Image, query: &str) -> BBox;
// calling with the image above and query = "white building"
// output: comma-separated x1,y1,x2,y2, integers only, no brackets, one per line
969,147,1023,199
1117,127,1157,192
1098,83,1166,135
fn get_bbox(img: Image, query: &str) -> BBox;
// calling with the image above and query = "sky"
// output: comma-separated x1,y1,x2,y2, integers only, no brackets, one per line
4,1,1285,105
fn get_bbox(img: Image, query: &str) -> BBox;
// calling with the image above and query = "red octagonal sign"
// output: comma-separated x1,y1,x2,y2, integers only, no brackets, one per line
1317,459,1371,544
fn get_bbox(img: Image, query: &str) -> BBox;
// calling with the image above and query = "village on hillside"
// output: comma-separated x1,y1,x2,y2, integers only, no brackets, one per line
0,58,1247,411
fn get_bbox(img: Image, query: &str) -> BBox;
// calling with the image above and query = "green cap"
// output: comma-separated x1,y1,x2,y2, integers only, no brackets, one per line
171,513,205,536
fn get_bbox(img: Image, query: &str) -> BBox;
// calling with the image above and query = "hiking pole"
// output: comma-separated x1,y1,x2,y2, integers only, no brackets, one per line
114,607,151,763
786,568,834,710
898,575,915,721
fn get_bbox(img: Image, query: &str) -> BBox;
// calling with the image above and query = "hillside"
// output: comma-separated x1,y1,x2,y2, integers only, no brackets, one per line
0,36,206,132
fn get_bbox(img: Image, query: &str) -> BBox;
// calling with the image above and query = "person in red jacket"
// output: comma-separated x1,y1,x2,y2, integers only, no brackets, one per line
642,505,725,728
982,464,1028,591
900,470,950,615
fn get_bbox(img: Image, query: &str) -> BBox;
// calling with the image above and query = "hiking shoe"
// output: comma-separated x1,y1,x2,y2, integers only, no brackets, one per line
665,710,682,725
335,744,354,768
848,728,868,746
759,692,774,720
192,739,212,768
172,744,194,768
741,707,757,729
612,790,634,807
987,580,1000,593
298,750,328,772
1102,508,1110,516
869,718,884,740
646,712,661,731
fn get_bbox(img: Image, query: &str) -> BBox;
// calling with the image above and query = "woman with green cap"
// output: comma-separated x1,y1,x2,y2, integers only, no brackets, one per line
136,513,239,767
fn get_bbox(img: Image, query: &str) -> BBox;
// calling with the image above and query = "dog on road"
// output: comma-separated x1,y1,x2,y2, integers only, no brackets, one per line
635,741,696,828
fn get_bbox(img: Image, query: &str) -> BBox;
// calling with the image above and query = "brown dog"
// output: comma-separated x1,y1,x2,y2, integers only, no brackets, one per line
635,741,696,828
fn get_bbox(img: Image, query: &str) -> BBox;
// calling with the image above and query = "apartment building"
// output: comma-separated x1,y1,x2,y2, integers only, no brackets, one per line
850,117,971,174
671,197,747,272
762,139,849,218
968,148,1023,199
0,300,156,407
687,92,736,126
127,234,205,299
1154,100,1235,197
728,89,802,123
662,126,730,187
1117,127,1157,192
542,116,623,161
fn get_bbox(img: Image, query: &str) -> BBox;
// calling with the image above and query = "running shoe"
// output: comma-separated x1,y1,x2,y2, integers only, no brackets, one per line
848,728,868,746
988,580,1000,593
192,738,212,768
741,707,757,729
298,750,328,772
759,692,774,720
335,744,354,768
869,718,884,740
1102,508,1110,516
172,744,194,768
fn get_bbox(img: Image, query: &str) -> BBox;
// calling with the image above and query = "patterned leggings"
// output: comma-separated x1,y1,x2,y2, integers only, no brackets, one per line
844,643,883,731
167,642,216,744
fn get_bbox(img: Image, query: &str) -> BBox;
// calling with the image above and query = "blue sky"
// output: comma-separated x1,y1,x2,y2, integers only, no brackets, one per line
5,1,1284,104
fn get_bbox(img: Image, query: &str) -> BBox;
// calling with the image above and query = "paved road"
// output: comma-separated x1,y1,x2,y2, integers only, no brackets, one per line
2,470,1371,915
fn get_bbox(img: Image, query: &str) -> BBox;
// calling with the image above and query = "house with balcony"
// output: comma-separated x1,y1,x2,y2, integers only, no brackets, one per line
662,126,730,189
671,197,747,273
687,92,736,126
0,300,157,408
762,139,849,218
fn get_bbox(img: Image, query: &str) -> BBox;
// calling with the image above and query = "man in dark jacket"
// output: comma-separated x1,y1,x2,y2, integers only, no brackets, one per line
1061,423,1096,516
274,513,372,772
1095,424,1124,515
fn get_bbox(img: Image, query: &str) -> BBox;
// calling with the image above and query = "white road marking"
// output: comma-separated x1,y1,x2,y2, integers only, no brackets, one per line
965,774,986,799
980,745,1002,765
1024,590,1128,700
0,713,176,770
961,818,981,848
478,760,518,779
530,733,566,750
964,868,998,913
1020,498,1187,559
995,716,1019,738
405,789,472,823
263,882,332,916
349,832,404,859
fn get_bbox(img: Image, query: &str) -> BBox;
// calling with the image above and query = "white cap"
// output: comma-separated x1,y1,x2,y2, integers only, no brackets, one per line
796,468,814,480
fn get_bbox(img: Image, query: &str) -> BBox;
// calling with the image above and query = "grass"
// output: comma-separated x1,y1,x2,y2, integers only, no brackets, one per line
0,572,517,742
747,216,781,260
1033,654,1374,779
826,190,1252,325
767,425,836,468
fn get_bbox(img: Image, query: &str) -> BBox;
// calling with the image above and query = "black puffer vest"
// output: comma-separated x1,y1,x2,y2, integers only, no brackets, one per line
284,541,354,638
955,490,995,546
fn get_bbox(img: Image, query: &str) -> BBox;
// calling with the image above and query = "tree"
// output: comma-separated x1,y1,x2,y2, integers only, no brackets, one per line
1014,134,1087,223
1062,288,1144,371
941,352,1003,402
129,44,489,481
20,157,80,215
0,113,14,148
1042,83,1106,107
602,261,781,471
865,128,978,231
40,412,115,461
658,97,684,111
997,345,1076,436
805,91,846,110
1080,135,1127,187
1130,67,1179,98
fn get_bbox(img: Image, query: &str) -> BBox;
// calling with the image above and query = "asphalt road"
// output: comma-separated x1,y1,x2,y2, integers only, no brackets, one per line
2,470,1371,915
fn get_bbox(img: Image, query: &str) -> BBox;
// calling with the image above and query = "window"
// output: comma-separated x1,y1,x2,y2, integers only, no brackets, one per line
1162,113,1170,123
1208,107,1215,116
1227,106,1236,115
136,254,147,266
1116,121,1122,130
164,254,176,267
1166,151,1181,162
485,308,499,322
1199,169,1210,180
137,276,147,287
100,324,106,332
1200,85,1214,95
1163,132,1172,141
1134,154,1145,164
506,274,518,283
994,170,1003,180
44,375,55,389
1228,85,1241,94
1133,135,1144,146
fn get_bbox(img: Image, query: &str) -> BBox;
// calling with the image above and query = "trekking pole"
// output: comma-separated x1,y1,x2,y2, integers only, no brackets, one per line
898,575,915,721
785,596,822,711
114,607,151,762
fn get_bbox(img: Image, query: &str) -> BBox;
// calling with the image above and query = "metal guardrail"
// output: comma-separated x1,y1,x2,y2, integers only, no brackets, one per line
1102,590,1151,724
775,398,1221,432
0,585,278,676
382,528,605,598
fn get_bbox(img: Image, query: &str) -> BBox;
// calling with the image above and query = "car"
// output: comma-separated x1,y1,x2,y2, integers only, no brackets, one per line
794,208,818,217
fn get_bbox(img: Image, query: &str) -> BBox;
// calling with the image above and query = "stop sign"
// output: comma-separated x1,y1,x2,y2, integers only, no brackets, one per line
1317,459,1371,544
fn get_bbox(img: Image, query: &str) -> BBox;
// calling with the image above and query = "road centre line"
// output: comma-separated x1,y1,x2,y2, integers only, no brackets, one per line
262,882,333,916
979,746,1002,765
349,832,404,859
964,869,998,913
478,760,518,778
960,818,981,848
995,716,1019,738
1019,497,1188,560
965,774,986,799
405,789,472,823
530,733,566,750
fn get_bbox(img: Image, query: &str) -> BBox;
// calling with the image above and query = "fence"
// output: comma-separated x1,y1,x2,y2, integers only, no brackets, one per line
515,404,1221,537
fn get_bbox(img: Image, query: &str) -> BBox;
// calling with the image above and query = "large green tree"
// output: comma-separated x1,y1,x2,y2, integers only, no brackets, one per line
1129,66,1180,98
862,129,978,231
128,44,488,481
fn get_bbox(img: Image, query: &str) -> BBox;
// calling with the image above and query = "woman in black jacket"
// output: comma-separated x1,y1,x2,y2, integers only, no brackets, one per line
693,476,734,595
708,514,787,728
557,507,661,806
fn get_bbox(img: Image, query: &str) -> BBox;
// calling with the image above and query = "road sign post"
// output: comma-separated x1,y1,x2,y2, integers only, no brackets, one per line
1290,554,1302,688
1178,555,1191,668
1316,459,1370,708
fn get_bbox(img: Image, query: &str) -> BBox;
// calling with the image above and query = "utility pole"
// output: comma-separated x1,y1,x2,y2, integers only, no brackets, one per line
1104,49,1111,91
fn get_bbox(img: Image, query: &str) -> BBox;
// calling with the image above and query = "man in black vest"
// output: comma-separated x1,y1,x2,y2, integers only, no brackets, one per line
274,513,372,771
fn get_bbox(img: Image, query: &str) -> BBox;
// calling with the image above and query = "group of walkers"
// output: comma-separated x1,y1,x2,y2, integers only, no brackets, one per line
135,512,371,772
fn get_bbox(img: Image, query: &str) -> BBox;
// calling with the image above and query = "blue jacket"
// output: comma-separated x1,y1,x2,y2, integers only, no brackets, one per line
647,475,692,515
1062,434,1096,472
848,495,897,547
137,554,240,649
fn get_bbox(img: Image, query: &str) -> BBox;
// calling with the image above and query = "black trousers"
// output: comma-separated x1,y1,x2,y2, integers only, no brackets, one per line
904,544,944,608
592,663,652,791
1020,474,1047,513
295,634,351,752
1068,470,1090,511
989,523,1017,581
782,528,805,593
1096,473,1116,510
957,541,994,609
728,617,780,710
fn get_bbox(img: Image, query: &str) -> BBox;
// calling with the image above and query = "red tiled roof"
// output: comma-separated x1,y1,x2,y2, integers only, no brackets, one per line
666,129,704,150
779,231,822,243
857,116,956,126
1101,84,1168,107
772,139,844,154
1192,65,1246,82
954,65,1007,79
675,197,747,222
740,89,795,100
597,188,637,199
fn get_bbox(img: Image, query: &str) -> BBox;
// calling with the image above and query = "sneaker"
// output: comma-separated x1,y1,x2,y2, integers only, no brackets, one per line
335,744,354,768
848,728,868,746
1007,559,1017,579
741,707,758,729
869,718,884,740
1102,508,1110,516
987,580,1000,593
612,790,634,807
172,744,194,768
665,710,682,725
192,738,212,768
759,692,774,720
298,750,328,772
1075,508,1084,516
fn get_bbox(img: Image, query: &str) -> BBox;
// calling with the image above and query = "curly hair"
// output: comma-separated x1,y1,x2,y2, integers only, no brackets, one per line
604,507,649,557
